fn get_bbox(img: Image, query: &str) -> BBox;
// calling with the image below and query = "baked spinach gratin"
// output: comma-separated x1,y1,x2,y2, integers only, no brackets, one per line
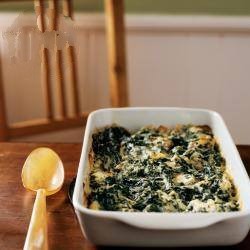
85,125,239,212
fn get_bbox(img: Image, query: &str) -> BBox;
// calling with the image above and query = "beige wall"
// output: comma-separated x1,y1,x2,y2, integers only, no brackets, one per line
1,0,250,15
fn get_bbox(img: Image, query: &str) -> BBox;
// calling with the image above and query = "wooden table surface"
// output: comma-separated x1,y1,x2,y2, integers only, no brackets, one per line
0,142,250,250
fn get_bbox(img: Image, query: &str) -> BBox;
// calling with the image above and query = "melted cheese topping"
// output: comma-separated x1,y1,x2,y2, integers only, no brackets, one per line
86,125,239,212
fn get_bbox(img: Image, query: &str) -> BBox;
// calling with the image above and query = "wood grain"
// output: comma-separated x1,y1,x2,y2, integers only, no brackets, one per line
0,143,250,250
0,142,86,250
105,0,129,107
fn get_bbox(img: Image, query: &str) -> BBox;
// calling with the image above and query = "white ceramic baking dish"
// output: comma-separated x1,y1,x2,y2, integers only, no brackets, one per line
73,107,250,247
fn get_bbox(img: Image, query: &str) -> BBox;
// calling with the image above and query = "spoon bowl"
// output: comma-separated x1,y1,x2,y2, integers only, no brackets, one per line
22,147,64,195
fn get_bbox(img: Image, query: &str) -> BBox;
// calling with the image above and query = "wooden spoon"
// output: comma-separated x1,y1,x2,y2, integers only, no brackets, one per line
22,147,64,250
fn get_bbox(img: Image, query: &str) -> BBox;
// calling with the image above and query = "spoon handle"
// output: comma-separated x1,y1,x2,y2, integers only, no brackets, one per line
24,189,48,250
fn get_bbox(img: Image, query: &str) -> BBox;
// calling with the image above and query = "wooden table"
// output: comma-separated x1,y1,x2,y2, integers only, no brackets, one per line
0,142,250,250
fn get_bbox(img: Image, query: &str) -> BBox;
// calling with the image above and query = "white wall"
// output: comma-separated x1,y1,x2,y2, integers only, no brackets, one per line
1,13,250,143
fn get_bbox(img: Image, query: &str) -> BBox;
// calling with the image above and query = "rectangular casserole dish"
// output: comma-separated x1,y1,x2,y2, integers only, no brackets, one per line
73,107,250,247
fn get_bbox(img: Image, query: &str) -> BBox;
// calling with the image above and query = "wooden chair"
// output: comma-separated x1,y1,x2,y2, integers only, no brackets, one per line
0,0,128,141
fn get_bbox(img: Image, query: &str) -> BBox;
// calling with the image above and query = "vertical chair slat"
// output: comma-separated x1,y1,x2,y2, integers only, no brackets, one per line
66,44,80,116
34,1,54,119
0,51,8,141
48,0,59,31
63,0,73,18
49,0,67,118
104,0,128,107
63,1,79,116
34,0,45,32
41,47,54,119
56,49,67,118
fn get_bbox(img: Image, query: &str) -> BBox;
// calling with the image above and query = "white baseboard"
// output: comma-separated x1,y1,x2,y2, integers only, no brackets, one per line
76,14,250,32
1,13,250,32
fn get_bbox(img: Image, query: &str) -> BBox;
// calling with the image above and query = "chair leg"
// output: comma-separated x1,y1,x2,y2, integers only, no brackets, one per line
105,0,129,107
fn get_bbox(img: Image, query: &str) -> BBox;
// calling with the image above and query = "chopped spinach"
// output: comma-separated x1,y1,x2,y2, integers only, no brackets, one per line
87,124,239,212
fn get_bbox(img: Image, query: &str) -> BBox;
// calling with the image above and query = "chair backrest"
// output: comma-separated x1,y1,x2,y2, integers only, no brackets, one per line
0,0,128,141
